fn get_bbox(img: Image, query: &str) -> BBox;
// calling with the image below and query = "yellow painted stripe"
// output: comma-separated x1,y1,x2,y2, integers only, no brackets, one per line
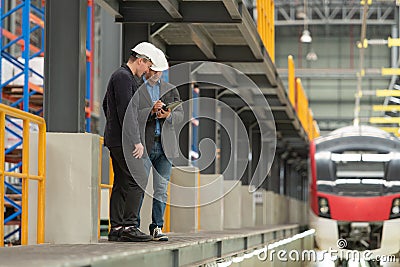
382,68,400,76
373,105,400,111
369,117,400,124
388,37,400,48
375,90,400,97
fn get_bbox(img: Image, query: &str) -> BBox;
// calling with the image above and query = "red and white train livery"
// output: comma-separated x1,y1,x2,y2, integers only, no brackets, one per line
309,126,400,256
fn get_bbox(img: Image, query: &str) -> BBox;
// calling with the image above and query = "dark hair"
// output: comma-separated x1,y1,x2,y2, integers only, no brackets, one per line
128,55,136,63
129,51,150,63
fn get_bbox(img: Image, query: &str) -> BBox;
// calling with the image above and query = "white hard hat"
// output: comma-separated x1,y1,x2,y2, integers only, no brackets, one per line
150,48,169,72
131,42,157,62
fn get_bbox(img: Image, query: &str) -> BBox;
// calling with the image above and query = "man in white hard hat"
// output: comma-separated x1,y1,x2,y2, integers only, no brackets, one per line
103,42,157,242
137,48,183,241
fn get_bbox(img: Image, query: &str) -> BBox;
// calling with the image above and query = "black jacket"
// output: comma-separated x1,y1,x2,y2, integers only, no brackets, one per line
103,64,141,148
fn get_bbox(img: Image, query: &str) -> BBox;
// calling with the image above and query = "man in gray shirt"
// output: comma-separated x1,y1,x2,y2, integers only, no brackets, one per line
137,48,184,241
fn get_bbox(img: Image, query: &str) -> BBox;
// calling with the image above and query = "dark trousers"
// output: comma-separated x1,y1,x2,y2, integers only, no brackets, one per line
109,146,147,228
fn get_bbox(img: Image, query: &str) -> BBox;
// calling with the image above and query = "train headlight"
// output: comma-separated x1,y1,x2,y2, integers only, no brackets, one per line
318,197,331,218
390,198,400,219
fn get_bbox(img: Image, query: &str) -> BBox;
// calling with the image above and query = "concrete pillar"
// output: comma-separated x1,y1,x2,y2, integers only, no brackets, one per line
255,189,267,226
274,194,287,225
28,133,99,244
223,180,242,229
279,195,289,224
272,192,280,224
170,166,199,232
199,174,224,231
265,191,276,225
241,185,255,227
289,198,299,224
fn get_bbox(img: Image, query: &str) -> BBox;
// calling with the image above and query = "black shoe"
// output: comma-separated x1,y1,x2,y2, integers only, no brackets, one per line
151,227,168,241
108,227,123,242
119,226,152,242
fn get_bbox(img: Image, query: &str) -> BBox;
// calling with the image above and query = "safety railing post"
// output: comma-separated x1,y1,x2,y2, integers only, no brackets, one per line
36,123,46,243
21,119,30,245
0,104,46,246
98,137,113,238
288,56,296,108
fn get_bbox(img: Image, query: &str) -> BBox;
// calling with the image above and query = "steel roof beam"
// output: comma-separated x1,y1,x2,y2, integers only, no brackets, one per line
277,68,387,79
222,0,241,19
118,1,241,23
275,4,396,26
193,73,275,91
238,6,263,60
187,25,216,59
157,0,182,19
168,45,262,62
94,0,121,17
275,20,396,26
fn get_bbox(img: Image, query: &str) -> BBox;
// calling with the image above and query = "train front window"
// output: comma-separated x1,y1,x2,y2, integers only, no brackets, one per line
316,151,395,196
334,160,385,196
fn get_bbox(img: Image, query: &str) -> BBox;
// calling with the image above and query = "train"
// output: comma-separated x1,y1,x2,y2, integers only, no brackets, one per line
309,125,400,257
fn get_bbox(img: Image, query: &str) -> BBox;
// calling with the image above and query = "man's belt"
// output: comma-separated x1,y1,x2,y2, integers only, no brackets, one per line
154,135,161,142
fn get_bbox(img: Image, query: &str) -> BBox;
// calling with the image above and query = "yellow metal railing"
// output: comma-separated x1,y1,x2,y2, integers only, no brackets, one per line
257,0,275,62
288,55,296,107
369,117,400,124
373,105,400,112
296,78,309,127
0,103,46,246
287,56,320,140
375,89,400,97
98,137,113,239
381,68,400,76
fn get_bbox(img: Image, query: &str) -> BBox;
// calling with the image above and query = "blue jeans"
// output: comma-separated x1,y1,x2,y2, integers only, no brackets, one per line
138,141,172,232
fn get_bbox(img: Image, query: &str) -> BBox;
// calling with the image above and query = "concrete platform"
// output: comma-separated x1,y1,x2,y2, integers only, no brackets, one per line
0,225,301,267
